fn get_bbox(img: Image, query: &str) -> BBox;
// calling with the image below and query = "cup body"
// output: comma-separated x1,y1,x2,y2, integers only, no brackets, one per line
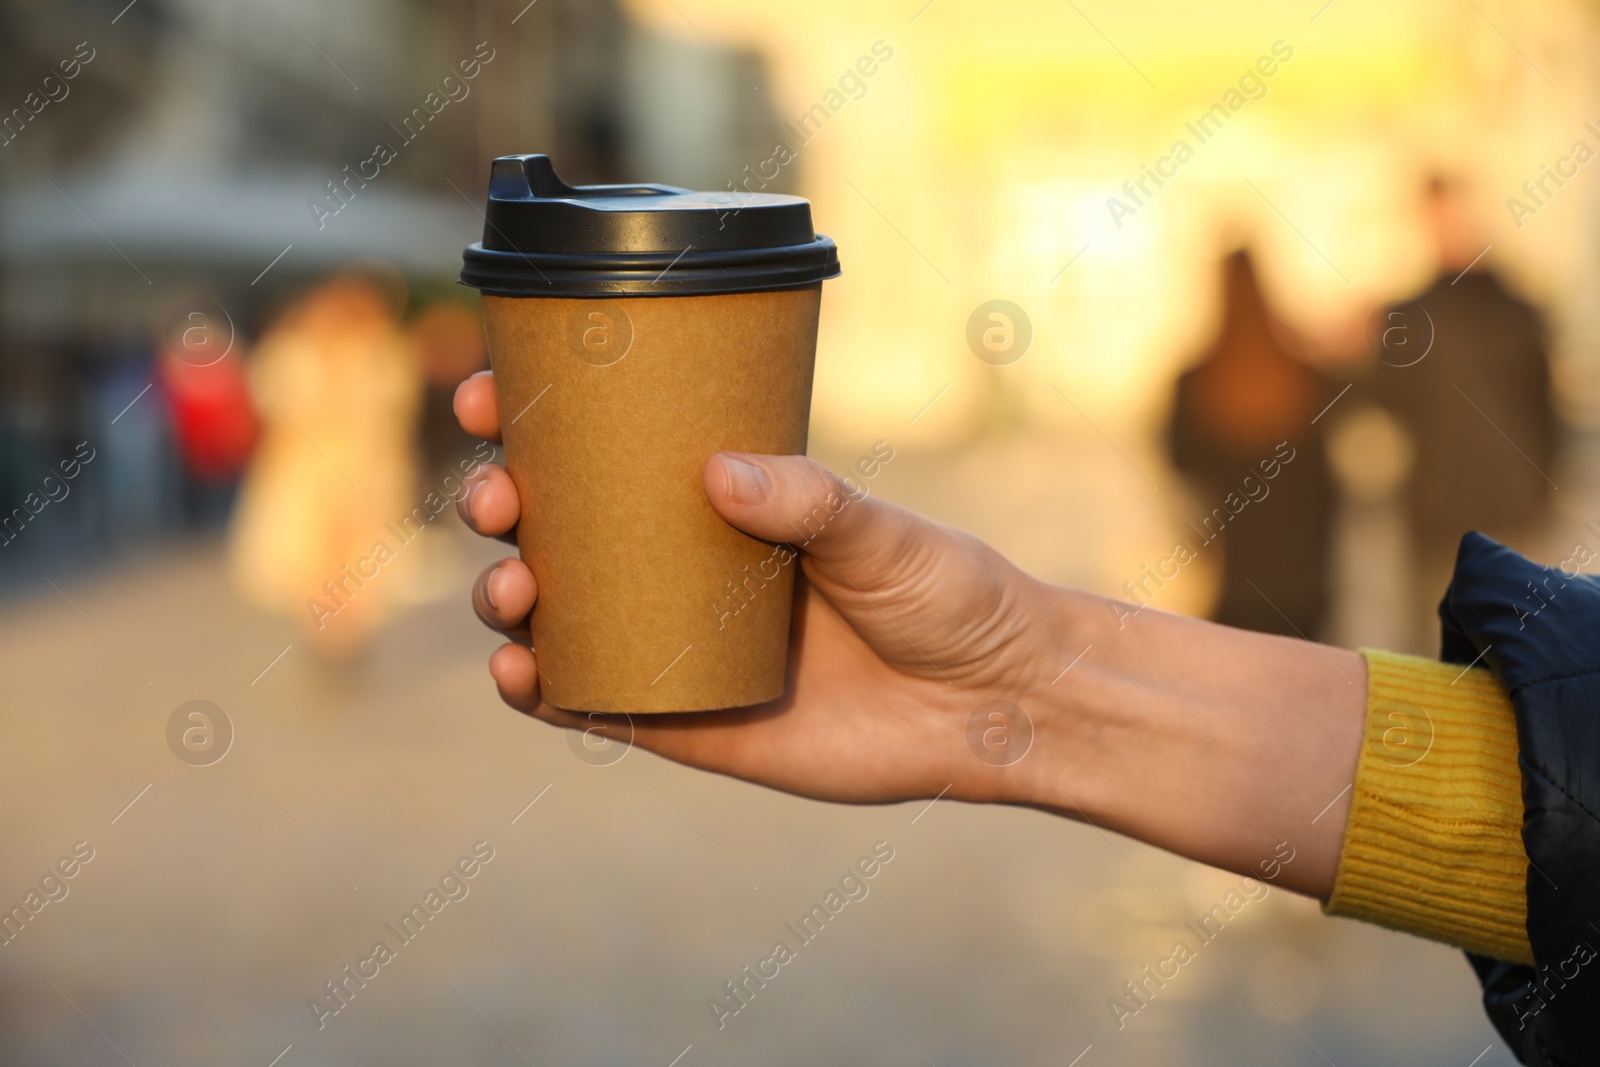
482,285,820,712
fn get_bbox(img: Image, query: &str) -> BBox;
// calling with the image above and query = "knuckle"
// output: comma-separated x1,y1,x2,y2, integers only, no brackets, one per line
797,456,848,504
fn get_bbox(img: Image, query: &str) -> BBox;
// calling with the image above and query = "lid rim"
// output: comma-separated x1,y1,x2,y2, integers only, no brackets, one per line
460,235,840,297
463,276,837,299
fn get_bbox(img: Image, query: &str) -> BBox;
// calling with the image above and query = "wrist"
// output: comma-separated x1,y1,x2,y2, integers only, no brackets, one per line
1006,584,1117,815
1014,584,1366,898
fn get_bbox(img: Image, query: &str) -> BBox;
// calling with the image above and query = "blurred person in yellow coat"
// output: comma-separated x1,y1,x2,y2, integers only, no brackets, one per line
229,271,424,660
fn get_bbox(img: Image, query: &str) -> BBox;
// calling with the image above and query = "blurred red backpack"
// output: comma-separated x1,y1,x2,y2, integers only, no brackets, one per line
158,347,261,482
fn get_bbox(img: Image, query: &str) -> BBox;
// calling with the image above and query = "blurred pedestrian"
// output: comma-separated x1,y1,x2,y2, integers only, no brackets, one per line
1370,175,1556,646
228,271,423,659
1167,247,1338,639
85,339,179,549
409,297,487,480
157,321,260,531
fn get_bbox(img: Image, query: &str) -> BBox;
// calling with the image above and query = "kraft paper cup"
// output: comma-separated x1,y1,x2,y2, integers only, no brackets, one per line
482,286,820,712
461,153,838,712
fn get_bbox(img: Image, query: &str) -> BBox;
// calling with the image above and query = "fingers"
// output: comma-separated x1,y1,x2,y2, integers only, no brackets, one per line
454,373,518,547
456,370,540,718
457,462,520,544
489,642,541,713
472,558,536,639
480,559,542,715
453,370,502,443
702,452,932,586
488,644,631,740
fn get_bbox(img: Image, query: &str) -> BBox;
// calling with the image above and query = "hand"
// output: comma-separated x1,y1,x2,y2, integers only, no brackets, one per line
454,370,1367,898
452,370,1074,808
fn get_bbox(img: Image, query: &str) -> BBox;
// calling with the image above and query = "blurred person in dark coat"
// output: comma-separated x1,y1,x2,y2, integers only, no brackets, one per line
1168,248,1337,639
1371,176,1556,643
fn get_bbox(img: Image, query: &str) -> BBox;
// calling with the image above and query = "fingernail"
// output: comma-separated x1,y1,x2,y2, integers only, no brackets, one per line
722,454,771,505
483,566,502,610
457,475,482,524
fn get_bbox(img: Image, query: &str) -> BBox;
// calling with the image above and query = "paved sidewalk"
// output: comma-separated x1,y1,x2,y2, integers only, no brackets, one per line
0,533,1503,1066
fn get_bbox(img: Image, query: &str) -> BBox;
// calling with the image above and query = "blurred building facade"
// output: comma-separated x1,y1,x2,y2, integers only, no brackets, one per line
0,0,786,586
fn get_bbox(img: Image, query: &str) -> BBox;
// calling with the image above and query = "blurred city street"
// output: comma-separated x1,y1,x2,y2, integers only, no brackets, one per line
5,0,1597,1060
0,430,1522,1066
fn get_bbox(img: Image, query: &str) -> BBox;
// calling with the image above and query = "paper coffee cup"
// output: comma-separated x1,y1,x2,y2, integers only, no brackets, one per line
461,155,840,713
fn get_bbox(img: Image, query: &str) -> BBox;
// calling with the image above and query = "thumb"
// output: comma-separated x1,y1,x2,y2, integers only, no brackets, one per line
704,452,1032,683
702,452,928,589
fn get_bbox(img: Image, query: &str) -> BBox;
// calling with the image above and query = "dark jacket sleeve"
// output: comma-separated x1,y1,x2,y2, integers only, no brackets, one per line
1438,533,1600,1065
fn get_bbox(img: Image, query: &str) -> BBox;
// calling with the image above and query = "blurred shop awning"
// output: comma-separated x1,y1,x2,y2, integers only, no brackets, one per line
0,165,479,277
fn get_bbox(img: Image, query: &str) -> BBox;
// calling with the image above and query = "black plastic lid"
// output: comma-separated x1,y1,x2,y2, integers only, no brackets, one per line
459,155,840,297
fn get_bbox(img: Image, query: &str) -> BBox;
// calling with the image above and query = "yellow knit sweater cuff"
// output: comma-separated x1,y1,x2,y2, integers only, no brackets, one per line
1324,648,1532,965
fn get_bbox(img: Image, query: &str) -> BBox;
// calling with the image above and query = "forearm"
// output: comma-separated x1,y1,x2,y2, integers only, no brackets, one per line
1026,588,1366,898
